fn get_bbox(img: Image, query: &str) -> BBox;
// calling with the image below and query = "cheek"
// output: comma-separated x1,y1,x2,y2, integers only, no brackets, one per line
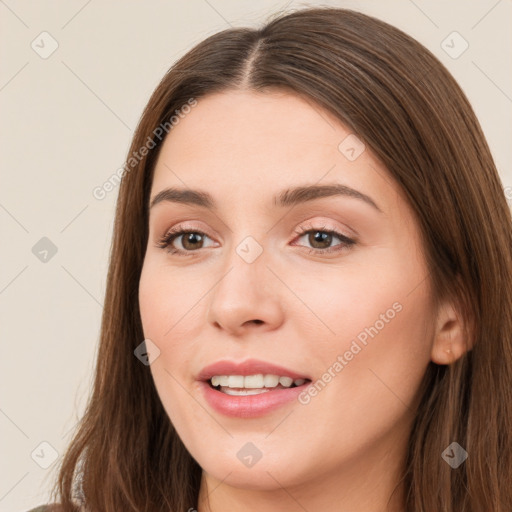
139,260,160,331
290,267,432,471
138,260,209,416
308,247,433,394
139,263,204,436
138,260,204,342
288,257,406,349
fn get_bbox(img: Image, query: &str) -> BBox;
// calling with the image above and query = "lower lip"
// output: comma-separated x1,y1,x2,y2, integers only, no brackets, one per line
199,381,310,418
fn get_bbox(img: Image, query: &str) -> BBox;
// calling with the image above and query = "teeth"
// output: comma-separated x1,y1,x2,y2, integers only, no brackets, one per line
279,376,293,387
244,374,264,388
210,374,307,389
263,374,279,387
228,375,244,388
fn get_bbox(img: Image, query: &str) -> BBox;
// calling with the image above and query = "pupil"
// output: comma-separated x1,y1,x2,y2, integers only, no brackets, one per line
183,233,202,250
310,231,331,248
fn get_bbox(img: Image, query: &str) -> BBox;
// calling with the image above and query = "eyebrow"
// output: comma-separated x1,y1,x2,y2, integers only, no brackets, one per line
149,183,383,213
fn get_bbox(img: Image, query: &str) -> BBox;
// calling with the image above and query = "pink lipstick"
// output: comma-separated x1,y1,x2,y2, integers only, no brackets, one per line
197,358,312,418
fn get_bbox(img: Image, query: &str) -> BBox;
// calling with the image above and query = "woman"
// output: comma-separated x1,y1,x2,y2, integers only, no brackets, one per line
31,6,512,511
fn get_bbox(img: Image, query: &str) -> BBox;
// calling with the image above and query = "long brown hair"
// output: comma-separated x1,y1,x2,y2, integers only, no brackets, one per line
49,6,512,511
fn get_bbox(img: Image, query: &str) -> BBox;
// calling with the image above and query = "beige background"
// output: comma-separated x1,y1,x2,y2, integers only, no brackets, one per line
1,1,510,510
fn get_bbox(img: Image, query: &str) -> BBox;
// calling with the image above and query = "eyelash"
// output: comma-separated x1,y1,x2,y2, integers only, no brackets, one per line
155,224,356,256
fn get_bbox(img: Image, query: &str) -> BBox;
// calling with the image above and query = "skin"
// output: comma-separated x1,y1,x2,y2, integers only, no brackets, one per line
138,89,467,512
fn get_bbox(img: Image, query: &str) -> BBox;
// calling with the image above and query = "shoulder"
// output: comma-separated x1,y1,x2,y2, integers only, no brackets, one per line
27,505,63,512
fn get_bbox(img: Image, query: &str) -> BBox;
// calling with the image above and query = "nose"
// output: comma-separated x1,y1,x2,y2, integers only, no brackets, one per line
206,249,285,336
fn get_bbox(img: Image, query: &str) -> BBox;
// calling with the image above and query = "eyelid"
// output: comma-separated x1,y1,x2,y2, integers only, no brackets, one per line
293,218,353,237
293,215,358,241
157,218,351,241
160,221,215,240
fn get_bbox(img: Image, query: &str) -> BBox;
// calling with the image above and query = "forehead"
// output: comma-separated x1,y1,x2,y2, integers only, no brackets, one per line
157,90,346,163
150,90,402,216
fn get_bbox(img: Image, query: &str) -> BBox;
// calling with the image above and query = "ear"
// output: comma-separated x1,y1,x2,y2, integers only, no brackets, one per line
430,294,472,365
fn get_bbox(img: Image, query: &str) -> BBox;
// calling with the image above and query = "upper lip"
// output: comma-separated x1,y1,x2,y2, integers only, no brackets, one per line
197,358,311,382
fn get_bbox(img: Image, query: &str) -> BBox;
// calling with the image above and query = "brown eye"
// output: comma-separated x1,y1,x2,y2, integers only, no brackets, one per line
307,231,333,249
156,228,215,255
180,232,205,250
293,226,356,255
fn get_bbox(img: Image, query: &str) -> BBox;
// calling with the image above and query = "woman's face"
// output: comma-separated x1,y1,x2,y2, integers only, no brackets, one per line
139,90,435,501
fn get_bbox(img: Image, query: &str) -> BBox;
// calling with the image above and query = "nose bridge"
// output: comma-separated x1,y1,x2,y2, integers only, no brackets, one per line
206,232,285,333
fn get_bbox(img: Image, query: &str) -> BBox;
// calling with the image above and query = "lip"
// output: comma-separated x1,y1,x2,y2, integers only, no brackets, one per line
197,358,311,381
196,358,312,418
198,380,311,418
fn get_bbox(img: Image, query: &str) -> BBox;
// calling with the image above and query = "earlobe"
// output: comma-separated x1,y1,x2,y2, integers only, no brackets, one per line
430,299,470,365
432,345,456,365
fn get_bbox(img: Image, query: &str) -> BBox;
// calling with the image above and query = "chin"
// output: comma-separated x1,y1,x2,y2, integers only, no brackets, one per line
203,462,300,491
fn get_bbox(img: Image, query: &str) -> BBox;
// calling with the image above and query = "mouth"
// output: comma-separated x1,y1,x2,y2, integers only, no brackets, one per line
197,359,313,416
206,374,312,396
